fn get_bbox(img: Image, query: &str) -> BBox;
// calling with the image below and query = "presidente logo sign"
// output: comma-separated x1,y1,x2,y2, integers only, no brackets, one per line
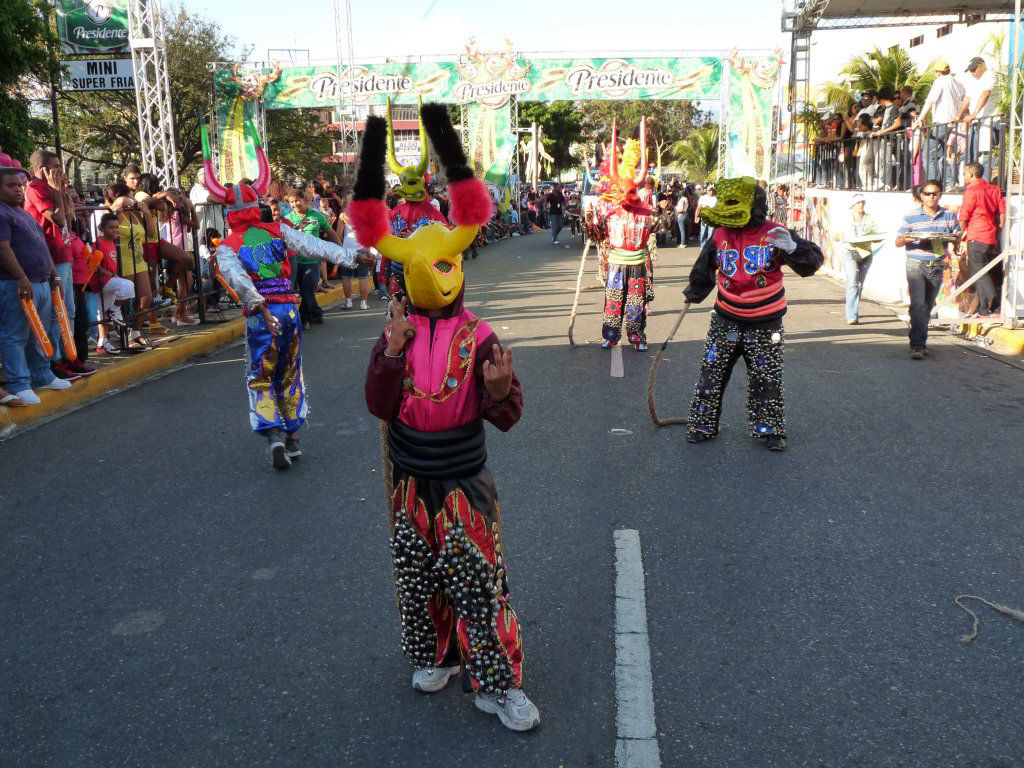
564,60,674,98
453,40,531,108
260,64,449,108
56,0,130,54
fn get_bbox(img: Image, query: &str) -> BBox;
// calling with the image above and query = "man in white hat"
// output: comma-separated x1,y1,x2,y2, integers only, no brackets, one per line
914,58,966,189
835,193,881,324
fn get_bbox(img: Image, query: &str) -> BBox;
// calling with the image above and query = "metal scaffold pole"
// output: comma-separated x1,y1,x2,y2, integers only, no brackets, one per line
333,0,358,180
127,0,179,186
1005,0,1023,328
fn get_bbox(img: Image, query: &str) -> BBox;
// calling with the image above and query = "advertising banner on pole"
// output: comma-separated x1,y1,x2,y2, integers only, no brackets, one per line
62,58,136,91
465,102,516,192
724,52,782,180
55,0,130,55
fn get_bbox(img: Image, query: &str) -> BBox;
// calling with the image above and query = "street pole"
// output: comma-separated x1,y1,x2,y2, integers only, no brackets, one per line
45,2,63,162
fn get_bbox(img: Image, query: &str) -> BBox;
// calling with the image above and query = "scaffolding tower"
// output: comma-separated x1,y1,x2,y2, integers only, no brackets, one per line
127,0,178,187
333,0,359,179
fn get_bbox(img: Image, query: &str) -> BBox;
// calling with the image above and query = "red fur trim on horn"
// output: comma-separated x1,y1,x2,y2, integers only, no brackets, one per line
447,178,493,227
346,199,390,247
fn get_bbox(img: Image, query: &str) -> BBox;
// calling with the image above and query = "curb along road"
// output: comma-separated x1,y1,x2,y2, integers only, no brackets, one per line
0,286,352,438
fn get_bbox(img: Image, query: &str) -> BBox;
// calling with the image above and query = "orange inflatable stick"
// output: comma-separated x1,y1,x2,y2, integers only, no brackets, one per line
83,246,104,284
207,238,240,300
53,285,77,360
20,295,54,358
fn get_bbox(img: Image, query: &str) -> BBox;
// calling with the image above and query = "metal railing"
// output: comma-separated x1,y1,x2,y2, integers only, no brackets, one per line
808,116,1007,192
69,200,234,354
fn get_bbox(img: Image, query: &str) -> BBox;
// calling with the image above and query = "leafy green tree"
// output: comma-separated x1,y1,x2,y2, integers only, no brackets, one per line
265,108,335,185
668,126,719,182
578,100,711,168
56,9,238,182
517,101,583,176
1,0,55,163
822,46,936,109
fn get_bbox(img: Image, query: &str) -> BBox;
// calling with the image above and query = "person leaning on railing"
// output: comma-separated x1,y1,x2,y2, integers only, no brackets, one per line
913,59,967,191
957,56,997,179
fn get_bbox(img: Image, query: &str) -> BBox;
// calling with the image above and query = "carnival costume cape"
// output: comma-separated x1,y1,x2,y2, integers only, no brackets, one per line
351,104,527,694
683,177,824,442
201,120,359,436
600,118,656,346
380,98,449,297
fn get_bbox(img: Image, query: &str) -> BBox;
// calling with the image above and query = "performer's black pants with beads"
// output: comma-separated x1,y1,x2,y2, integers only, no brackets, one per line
388,464,524,694
602,261,653,345
688,312,786,438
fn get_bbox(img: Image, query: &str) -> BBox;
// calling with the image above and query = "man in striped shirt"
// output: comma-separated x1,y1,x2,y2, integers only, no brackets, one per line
895,179,962,359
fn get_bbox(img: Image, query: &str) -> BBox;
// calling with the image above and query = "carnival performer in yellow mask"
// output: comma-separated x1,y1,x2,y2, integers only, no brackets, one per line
380,98,449,299
349,103,540,732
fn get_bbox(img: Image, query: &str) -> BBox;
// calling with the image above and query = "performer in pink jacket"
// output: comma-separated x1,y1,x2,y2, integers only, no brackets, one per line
353,103,540,732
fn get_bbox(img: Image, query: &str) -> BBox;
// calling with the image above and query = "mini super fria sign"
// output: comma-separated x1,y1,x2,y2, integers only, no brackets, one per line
63,58,136,91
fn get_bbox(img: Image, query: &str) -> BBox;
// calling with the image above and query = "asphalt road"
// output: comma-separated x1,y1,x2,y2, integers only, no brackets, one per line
2,230,1023,768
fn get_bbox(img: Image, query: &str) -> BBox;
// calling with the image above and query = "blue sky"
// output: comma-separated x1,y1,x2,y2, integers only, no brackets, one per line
177,0,790,62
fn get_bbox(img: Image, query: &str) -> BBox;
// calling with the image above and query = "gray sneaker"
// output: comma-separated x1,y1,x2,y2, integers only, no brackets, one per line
475,688,540,731
268,434,291,470
411,665,460,693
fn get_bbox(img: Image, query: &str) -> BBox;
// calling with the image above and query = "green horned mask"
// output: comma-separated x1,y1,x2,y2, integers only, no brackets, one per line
700,176,758,229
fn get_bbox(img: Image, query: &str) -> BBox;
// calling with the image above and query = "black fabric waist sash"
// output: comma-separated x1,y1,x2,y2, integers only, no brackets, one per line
388,418,487,480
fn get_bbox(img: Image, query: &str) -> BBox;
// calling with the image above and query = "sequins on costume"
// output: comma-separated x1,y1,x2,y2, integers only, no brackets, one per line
602,262,654,345
688,313,786,438
245,302,307,434
389,475,524,693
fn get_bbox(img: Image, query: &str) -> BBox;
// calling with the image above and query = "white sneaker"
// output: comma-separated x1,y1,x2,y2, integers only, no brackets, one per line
12,389,41,405
412,665,461,693
475,688,541,731
359,299,369,310
344,298,353,309
411,663,460,696
552,240,559,245
38,377,72,391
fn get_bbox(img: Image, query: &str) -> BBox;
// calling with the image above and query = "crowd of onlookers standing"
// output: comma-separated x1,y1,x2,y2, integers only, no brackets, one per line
811,56,1001,193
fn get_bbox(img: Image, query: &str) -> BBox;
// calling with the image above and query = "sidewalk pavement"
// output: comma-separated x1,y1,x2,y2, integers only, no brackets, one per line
949,319,1024,357
0,284,353,438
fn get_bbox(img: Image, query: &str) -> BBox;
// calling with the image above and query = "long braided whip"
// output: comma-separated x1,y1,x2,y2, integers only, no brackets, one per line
567,239,593,347
954,594,1024,644
647,300,691,427
379,420,395,518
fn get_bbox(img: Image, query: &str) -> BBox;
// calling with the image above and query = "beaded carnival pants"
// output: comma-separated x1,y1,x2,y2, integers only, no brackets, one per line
688,313,786,438
245,302,307,435
388,469,524,693
602,261,654,345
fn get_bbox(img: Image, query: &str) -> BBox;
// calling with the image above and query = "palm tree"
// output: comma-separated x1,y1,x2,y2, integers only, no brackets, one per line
822,45,936,109
669,127,719,182
982,29,1018,118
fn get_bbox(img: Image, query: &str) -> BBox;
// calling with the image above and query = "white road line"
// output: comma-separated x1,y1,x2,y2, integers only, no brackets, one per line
611,344,624,377
614,529,661,768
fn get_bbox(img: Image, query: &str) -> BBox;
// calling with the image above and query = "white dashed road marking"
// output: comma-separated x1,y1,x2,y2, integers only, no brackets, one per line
614,529,661,768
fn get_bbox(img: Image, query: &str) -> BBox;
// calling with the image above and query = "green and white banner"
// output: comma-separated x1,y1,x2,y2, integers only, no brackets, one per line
724,53,782,180
55,0,130,55
215,56,725,111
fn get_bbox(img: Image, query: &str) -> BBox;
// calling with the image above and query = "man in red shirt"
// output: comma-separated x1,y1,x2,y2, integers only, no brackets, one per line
25,149,95,377
960,161,1006,317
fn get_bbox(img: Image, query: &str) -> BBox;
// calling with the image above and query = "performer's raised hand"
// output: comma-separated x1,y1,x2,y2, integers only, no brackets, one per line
386,297,414,355
765,226,797,253
482,344,514,402
258,304,281,336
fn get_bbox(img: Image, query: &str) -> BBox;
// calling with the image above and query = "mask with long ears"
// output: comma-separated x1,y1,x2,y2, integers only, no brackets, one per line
200,118,270,216
386,97,430,202
600,117,651,215
347,103,493,310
